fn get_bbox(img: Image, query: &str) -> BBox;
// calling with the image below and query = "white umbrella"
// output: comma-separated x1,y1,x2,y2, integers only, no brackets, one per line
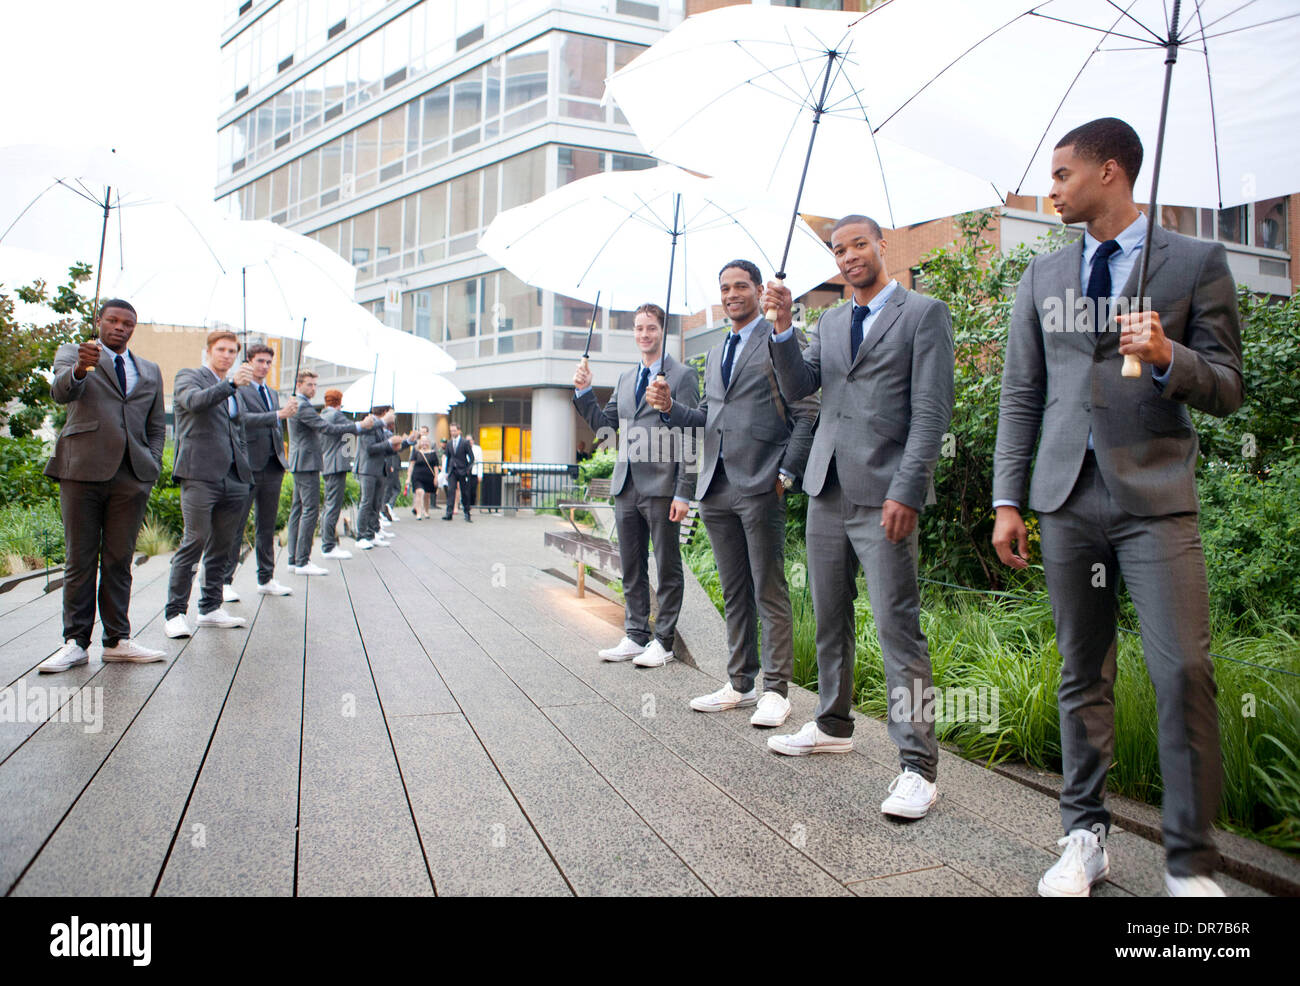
340,371,464,415
477,164,837,321
304,316,457,376
602,6,1002,232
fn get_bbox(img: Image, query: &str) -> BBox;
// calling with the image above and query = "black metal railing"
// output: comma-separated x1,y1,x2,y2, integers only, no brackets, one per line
476,462,581,514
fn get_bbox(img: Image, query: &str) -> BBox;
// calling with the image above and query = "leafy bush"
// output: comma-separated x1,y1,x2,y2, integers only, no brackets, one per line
0,436,58,507
0,500,65,574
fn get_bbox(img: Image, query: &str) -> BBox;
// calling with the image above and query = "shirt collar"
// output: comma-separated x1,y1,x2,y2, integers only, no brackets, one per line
852,278,900,316
728,314,762,348
638,355,664,377
1083,211,1147,260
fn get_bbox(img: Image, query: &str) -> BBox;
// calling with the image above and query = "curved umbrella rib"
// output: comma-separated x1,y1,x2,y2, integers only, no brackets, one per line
1200,10,1300,38
1191,0,1228,208
0,181,63,243
1027,11,1163,46
1100,0,1173,44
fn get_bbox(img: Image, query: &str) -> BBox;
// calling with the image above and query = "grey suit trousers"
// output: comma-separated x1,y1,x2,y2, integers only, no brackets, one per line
1038,453,1220,876
807,465,938,781
357,475,384,539
699,464,793,696
614,472,683,648
167,469,250,618
59,458,153,647
224,463,284,585
286,471,322,566
321,472,348,552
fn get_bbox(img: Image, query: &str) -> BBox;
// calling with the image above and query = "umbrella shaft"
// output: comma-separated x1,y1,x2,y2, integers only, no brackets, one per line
1137,0,1181,304
658,194,681,376
778,50,838,278
90,186,112,339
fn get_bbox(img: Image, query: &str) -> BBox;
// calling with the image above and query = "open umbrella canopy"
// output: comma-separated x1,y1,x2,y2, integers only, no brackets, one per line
861,0,1300,209
339,371,464,415
603,5,1003,229
304,314,456,376
477,164,837,316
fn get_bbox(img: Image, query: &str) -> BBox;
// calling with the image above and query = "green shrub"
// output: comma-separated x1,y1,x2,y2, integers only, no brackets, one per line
0,436,58,507
0,500,65,573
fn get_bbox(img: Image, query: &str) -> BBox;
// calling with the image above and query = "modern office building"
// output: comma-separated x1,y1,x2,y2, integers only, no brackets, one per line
216,0,688,465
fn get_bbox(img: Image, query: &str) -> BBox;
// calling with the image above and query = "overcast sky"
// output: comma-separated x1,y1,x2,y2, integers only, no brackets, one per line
1,0,223,294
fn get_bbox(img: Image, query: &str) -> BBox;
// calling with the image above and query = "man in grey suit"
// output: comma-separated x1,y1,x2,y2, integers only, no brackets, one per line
992,118,1243,897
764,215,954,822
647,260,817,727
164,331,256,638
220,343,297,600
285,370,374,575
40,299,168,672
320,388,356,559
353,407,403,550
573,302,699,668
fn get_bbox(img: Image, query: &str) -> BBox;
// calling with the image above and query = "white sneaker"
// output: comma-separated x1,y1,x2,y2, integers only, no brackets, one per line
222,585,241,603
355,539,375,550
164,615,192,638
257,579,294,595
378,517,392,528
195,608,248,629
750,691,792,728
1165,872,1226,897
39,640,89,673
690,683,757,713
293,564,329,576
388,514,400,523
101,639,166,663
767,720,853,756
633,639,674,667
881,768,938,819
598,637,646,662
321,548,352,559
1038,829,1110,897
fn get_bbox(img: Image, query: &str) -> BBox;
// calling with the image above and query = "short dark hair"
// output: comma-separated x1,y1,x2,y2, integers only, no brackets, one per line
831,215,884,239
372,405,391,416
633,302,666,329
1055,117,1143,187
246,342,274,361
718,259,762,287
98,298,136,319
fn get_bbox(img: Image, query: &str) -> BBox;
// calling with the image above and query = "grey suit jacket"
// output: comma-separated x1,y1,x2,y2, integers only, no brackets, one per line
321,406,356,474
172,366,253,484
45,344,165,484
771,287,954,511
287,398,360,473
993,223,1243,517
663,319,818,499
573,353,700,500
355,424,395,478
236,381,289,471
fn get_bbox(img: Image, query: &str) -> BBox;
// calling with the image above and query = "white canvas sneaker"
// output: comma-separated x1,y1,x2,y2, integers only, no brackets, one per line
101,639,166,663
195,608,248,629
1038,829,1110,897
355,539,375,550
598,637,646,662
1164,872,1225,897
750,691,792,728
690,683,757,713
633,639,674,667
222,585,241,603
164,616,192,638
880,769,938,819
321,548,353,560
39,640,89,673
767,720,853,756
256,580,294,595
293,563,329,576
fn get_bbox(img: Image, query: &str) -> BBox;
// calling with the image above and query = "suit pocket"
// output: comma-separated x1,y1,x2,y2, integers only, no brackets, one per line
62,419,100,437
869,413,908,444
1138,398,1192,436
751,422,788,444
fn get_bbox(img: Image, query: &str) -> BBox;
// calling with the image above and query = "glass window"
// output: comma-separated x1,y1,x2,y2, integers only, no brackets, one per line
481,163,500,230
448,171,480,249
504,38,548,111
612,153,654,172
452,68,483,133
1161,204,1198,237
320,138,343,194
1255,196,1288,250
447,276,482,340
355,118,380,177
352,211,376,277
498,271,541,335
418,185,447,262
299,148,320,206
501,147,545,210
559,34,606,100
358,31,383,103
1217,205,1247,245
380,107,405,167
376,201,402,275
558,146,605,186
403,197,418,253
421,88,450,164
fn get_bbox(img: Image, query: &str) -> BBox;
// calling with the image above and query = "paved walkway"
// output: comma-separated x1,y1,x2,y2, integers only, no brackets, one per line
0,512,1270,896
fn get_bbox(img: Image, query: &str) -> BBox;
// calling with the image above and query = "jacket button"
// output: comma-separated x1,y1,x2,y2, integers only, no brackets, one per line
1093,349,1105,363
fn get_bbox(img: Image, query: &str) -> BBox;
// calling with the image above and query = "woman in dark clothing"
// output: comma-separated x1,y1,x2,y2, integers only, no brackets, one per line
409,436,440,519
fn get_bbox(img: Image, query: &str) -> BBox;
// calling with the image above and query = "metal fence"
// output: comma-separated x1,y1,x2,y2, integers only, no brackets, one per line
476,462,581,514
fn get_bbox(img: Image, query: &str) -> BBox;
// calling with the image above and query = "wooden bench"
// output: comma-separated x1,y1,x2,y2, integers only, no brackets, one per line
544,476,703,597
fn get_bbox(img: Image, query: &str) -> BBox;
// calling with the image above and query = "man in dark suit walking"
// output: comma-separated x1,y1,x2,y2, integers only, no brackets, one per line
40,300,167,672
573,302,699,668
647,260,817,728
164,331,256,638
992,118,1243,897
353,407,403,550
764,216,954,822
320,388,356,559
220,343,297,600
442,422,474,522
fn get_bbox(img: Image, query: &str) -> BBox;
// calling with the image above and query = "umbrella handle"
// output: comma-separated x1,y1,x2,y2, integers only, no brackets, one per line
764,274,785,323
1121,353,1143,378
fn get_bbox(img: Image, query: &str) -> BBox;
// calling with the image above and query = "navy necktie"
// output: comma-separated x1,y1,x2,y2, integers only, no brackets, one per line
850,304,868,361
114,354,128,395
721,332,741,388
635,365,649,407
259,384,271,410
1086,239,1122,332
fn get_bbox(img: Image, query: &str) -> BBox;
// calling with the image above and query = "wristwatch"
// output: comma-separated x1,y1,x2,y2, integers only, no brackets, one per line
780,472,795,491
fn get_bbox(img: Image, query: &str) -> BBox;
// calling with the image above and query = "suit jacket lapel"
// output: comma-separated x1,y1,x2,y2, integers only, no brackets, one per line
98,347,125,398
850,288,906,373
726,321,767,395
